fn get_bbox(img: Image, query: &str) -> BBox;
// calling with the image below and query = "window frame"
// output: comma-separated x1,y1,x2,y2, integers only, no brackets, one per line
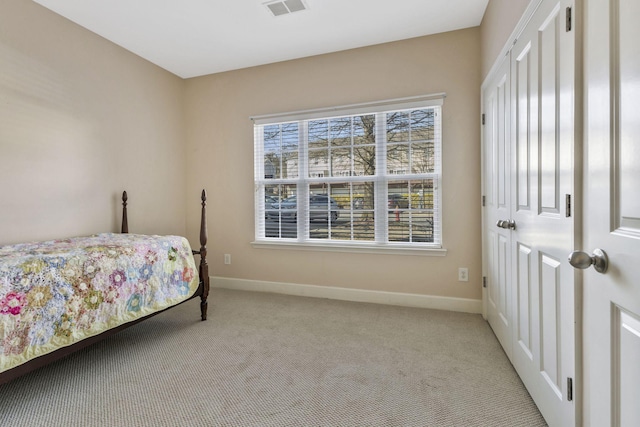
252,94,446,256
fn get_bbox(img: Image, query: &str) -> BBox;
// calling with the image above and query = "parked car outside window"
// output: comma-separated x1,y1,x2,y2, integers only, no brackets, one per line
266,194,340,223
265,195,279,205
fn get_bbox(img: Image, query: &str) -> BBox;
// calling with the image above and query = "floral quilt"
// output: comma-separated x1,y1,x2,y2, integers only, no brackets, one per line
0,233,199,373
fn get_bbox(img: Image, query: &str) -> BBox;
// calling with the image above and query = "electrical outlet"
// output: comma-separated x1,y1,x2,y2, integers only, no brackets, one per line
224,254,231,265
458,267,469,282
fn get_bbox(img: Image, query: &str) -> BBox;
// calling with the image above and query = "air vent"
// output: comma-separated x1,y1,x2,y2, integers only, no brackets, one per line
264,0,307,17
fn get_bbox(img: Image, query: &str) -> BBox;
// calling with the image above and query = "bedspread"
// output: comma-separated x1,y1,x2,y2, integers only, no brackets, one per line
0,233,199,373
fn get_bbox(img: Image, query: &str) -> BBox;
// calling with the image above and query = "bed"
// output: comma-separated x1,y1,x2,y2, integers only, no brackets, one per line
0,190,210,385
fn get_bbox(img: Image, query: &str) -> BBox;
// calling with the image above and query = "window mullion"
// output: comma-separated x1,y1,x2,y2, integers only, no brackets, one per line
298,121,309,241
434,107,442,246
374,112,387,243
255,126,266,240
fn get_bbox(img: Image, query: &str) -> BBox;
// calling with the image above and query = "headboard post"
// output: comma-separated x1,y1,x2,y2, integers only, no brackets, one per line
121,191,129,234
198,189,210,321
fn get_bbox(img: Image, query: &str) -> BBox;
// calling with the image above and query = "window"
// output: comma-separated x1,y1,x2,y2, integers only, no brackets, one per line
253,94,443,251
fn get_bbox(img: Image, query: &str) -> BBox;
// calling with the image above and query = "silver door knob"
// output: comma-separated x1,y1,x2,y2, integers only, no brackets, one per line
496,219,516,230
568,248,608,274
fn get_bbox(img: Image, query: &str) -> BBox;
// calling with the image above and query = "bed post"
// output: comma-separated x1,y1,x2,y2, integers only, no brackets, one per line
121,191,129,234
198,189,210,321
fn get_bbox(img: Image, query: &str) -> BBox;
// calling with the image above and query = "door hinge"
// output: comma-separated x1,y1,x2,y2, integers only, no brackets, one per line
482,113,485,125
567,377,573,401
566,194,572,217
482,276,487,288
482,195,486,207
566,7,572,32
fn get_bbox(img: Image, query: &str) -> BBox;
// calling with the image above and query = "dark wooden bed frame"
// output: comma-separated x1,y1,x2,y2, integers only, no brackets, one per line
0,190,210,385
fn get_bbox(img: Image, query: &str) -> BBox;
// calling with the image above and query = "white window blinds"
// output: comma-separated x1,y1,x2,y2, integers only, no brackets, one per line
253,94,443,250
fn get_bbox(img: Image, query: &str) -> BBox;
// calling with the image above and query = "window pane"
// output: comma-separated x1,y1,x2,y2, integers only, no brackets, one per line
387,143,409,175
388,215,411,242
265,184,297,239
331,148,351,177
264,155,279,179
264,152,299,179
389,213,434,243
388,181,410,243
308,149,328,177
388,180,435,243
387,111,410,143
411,142,434,174
410,109,434,141
309,120,328,149
263,124,299,179
282,151,299,178
330,117,351,146
388,182,410,211
354,182,375,210
353,146,375,176
282,123,299,151
408,211,434,242
353,115,375,145
352,213,375,241
308,183,375,242
410,179,434,209
309,194,329,213
264,184,281,205
264,124,280,153
309,184,337,240
347,182,375,242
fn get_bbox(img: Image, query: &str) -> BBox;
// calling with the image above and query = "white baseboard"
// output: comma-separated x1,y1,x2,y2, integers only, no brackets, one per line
211,276,482,314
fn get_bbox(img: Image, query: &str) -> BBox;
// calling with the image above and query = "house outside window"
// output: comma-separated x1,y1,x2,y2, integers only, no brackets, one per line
253,94,444,253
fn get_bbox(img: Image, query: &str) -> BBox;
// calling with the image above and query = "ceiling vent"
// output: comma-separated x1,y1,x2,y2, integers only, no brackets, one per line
264,0,308,17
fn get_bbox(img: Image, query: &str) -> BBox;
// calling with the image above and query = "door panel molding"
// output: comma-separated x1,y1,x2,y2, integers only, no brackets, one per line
540,253,561,394
516,43,532,211
538,4,561,215
613,305,640,426
517,243,533,355
615,0,640,236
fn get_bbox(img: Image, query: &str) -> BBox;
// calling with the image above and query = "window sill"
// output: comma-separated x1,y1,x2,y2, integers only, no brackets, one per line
250,240,447,256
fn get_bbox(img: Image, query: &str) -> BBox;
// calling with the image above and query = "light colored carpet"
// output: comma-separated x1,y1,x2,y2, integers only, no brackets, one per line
0,288,546,426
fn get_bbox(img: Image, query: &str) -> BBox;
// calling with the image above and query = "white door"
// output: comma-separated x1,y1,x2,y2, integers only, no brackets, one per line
583,0,640,425
482,55,513,359
509,1,577,426
482,0,578,425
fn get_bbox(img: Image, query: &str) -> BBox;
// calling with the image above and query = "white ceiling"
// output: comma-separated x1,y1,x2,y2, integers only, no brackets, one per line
33,0,489,79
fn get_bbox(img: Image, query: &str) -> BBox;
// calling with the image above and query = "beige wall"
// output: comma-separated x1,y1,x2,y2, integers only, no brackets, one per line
185,28,483,300
1,1,484,301
0,0,188,245
480,0,532,80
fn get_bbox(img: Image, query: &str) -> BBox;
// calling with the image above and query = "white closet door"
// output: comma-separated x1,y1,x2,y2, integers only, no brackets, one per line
508,1,577,425
482,55,513,359
482,0,578,425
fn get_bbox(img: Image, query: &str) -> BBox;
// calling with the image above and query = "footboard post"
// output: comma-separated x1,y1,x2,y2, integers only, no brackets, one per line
198,189,210,321
121,191,129,234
